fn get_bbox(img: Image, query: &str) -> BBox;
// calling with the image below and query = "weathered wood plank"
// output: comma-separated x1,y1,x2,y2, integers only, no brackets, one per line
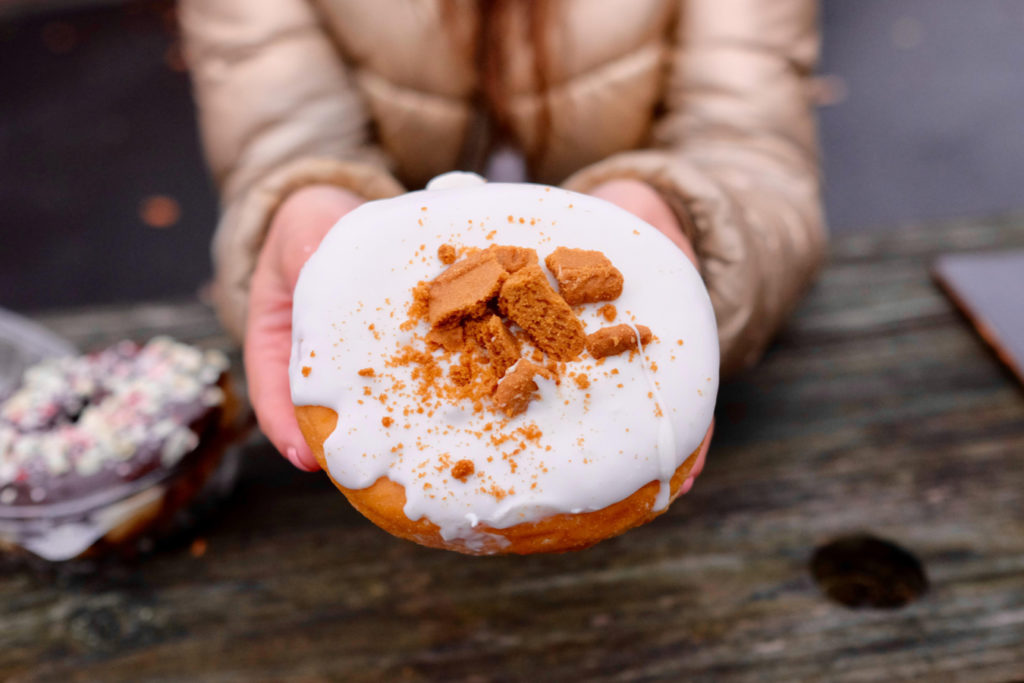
2,216,1024,682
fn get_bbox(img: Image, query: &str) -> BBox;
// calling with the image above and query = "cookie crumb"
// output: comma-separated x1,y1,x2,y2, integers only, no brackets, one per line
449,365,472,386
382,416,394,427
451,459,475,481
358,368,375,377
301,366,311,377
437,243,457,265
586,325,653,359
401,281,431,330
598,304,617,322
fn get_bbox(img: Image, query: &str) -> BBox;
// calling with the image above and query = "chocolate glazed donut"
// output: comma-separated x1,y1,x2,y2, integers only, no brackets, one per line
0,338,238,560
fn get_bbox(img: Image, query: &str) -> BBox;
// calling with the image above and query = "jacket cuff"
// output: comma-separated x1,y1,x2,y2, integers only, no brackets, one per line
211,157,405,342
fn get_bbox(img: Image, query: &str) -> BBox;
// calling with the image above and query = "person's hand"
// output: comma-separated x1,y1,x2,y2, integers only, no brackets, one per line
588,179,712,494
587,179,698,267
245,185,364,471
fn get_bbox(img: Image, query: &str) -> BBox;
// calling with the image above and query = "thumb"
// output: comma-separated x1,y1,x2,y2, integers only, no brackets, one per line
244,269,320,471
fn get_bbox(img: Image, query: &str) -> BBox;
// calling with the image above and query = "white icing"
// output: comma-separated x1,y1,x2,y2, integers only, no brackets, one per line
628,323,677,510
290,179,719,549
425,171,487,191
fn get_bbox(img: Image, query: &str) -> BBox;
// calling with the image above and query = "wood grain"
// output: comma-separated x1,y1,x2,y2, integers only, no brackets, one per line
3,216,1024,682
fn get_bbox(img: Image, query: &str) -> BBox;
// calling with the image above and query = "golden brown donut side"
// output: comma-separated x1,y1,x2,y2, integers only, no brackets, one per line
296,404,705,555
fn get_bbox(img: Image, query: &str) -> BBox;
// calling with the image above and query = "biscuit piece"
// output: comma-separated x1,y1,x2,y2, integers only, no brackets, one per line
544,247,624,305
585,324,653,359
470,314,521,375
492,360,551,417
428,251,508,327
487,245,538,273
498,265,584,361
425,325,465,352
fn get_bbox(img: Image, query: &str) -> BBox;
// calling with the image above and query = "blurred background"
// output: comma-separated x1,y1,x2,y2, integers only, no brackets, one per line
1,0,1023,312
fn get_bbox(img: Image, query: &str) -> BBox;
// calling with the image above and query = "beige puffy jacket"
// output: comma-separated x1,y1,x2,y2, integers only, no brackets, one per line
181,0,825,376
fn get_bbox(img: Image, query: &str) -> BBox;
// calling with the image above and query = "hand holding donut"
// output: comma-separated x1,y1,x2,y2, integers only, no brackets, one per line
288,175,719,553
587,179,711,489
247,179,711,499
587,179,699,266
245,185,364,471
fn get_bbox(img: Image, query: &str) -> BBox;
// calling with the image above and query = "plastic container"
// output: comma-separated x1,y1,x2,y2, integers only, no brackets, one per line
0,309,244,561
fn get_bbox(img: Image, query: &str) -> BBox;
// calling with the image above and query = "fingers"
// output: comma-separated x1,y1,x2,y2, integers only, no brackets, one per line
675,419,714,500
679,476,696,497
245,268,320,471
588,179,699,267
243,185,365,471
691,419,714,479
275,185,367,289
589,182,711,502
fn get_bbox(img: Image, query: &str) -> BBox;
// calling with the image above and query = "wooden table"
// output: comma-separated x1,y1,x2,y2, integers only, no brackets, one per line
3,217,1023,682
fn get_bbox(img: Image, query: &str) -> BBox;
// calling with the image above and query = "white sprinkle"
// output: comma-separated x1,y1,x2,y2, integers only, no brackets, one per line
161,427,199,466
202,387,225,406
43,448,71,475
76,449,103,477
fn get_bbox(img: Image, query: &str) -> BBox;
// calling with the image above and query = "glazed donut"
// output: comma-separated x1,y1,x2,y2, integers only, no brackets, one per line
291,173,718,554
0,337,236,560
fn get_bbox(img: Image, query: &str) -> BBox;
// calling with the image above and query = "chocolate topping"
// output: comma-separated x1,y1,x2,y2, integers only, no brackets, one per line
0,338,229,508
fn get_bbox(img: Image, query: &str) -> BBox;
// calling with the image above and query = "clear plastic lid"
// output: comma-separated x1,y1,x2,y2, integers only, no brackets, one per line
0,307,77,402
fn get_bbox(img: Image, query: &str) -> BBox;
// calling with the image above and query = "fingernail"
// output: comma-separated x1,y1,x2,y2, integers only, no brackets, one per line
287,445,317,472
680,477,695,495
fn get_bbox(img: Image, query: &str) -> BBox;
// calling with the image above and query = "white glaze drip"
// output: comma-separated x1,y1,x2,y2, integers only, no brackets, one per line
290,176,719,550
629,323,676,510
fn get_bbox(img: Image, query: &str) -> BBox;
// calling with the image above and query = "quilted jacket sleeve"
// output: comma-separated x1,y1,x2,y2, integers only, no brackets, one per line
565,0,826,376
180,0,404,341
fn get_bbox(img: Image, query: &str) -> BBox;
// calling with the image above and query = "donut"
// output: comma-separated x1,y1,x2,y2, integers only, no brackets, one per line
291,173,718,554
0,337,237,560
